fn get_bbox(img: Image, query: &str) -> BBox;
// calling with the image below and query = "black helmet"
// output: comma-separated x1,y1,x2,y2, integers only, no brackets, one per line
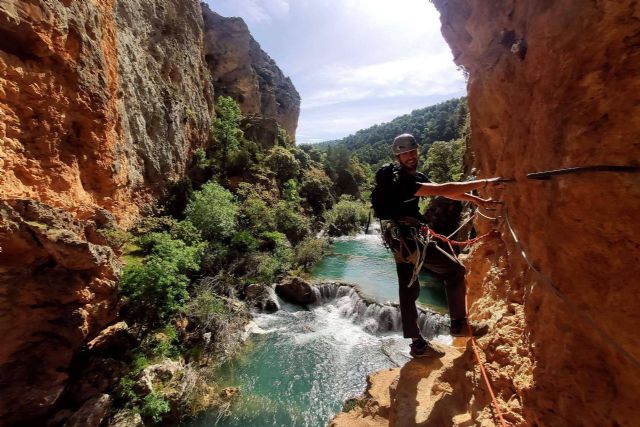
392,133,418,155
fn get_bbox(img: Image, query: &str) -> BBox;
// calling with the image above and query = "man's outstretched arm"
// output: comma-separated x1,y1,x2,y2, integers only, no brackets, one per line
414,177,503,209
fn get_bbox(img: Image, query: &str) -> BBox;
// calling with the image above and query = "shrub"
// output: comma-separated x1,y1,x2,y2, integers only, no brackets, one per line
245,231,293,282
99,227,131,250
299,167,334,215
185,182,238,240
120,233,204,328
121,257,190,327
135,217,202,246
186,287,229,329
294,237,330,270
274,202,310,245
212,96,243,152
237,196,276,235
282,179,301,205
231,230,260,252
265,146,300,183
141,392,170,423
323,198,369,236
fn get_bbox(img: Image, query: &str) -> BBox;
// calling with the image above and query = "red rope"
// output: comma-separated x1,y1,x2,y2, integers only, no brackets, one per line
423,223,508,425
467,323,509,426
423,227,493,246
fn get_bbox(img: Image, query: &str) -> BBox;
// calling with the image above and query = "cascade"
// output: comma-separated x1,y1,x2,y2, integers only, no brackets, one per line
311,282,449,338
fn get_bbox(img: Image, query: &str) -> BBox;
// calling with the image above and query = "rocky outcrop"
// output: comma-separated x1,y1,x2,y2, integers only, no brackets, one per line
344,1,640,426
0,0,214,225
275,276,317,305
113,0,215,206
331,345,465,426
0,199,119,425
201,5,300,138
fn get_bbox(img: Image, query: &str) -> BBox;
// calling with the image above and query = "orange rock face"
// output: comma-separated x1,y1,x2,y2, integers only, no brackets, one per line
0,199,119,424
428,0,640,425
0,0,215,225
0,0,126,220
0,0,214,423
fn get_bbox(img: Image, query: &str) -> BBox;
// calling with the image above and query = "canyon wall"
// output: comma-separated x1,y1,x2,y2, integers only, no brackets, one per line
201,4,300,139
0,1,299,424
0,0,214,224
428,0,640,425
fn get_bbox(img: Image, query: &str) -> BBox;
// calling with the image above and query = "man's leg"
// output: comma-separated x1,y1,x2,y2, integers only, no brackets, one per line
423,243,466,320
396,261,421,338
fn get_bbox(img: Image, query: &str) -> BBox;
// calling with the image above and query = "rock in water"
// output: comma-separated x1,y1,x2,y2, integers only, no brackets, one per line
275,276,317,305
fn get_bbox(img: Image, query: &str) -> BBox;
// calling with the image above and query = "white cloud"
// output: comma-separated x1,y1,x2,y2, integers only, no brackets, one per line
206,0,466,143
301,53,465,109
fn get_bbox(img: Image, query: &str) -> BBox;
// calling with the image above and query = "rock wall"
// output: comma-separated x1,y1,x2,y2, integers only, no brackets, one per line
427,1,640,425
0,1,299,424
0,199,119,424
202,4,300,139
0,0,214,225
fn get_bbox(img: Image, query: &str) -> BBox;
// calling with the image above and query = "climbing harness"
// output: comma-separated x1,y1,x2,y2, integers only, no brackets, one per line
384,221,431,287
384,213,497,289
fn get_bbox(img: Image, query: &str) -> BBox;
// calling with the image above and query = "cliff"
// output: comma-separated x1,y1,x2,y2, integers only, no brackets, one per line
333,1,640,425
0,1,299,424
0,0,214,225
201,4,300,139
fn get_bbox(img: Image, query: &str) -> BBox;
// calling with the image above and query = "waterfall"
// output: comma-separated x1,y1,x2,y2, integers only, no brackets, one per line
266,285,281,311
311,282,449,339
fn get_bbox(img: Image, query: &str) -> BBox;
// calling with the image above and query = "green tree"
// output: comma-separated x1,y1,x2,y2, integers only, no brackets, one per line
299,168,334,215
423,139,466,182
120,233,205,329
212,96,244,172
265,146,300,183
323,197,369,236
185,182,238,240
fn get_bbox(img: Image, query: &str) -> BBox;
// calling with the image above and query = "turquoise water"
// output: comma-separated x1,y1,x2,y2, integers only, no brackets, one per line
310,234,447,312
187,302,413,427
185,235,450,427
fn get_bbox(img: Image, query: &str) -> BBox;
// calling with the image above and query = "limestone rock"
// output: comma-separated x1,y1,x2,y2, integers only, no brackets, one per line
330,346,462,427
202,4,300,138
0,199,119,425
86,321,136,358
275,276,317,305
0,0,214,225
425,0,640,424
64,358,127,407
64,394,112,427
245,284,279,312
133,358,220,422
115,0,215,199
108,410,143,427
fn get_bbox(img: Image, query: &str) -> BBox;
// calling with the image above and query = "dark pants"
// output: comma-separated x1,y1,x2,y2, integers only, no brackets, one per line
396,242,466,338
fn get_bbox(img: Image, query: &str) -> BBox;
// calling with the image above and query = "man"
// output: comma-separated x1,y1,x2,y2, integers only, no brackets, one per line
382,133,502,358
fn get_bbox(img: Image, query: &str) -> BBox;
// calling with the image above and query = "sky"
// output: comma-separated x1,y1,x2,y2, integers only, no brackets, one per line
204,0,467,144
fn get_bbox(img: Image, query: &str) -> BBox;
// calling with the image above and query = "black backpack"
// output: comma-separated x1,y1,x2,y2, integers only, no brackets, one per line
371,164,399,220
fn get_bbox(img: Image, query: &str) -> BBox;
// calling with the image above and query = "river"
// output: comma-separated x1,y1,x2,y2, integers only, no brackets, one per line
185,233,450,427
